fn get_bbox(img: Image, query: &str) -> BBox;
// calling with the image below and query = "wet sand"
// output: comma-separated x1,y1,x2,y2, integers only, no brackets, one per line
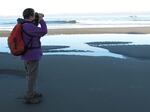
0,50,150,111
1,26,150,111
87,42,150,59
1,26,150,37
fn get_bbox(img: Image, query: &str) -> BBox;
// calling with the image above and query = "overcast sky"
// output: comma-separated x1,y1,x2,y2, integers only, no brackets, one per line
1,0,150,16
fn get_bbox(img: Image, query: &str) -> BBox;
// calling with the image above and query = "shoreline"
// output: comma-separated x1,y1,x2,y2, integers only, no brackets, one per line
1,26,150,37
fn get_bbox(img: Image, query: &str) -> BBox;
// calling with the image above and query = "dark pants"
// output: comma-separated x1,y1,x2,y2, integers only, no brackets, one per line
24,60,39,96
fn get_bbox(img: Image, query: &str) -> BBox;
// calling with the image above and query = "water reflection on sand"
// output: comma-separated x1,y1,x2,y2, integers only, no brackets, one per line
1,34,150,59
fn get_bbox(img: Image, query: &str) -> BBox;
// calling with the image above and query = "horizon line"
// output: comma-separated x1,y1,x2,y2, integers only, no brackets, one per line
0,12,150,17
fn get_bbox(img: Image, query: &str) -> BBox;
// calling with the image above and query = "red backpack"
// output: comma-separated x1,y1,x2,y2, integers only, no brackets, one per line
8,24,30,56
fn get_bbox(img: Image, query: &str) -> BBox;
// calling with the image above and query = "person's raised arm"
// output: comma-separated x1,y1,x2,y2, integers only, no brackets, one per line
23,19,47,37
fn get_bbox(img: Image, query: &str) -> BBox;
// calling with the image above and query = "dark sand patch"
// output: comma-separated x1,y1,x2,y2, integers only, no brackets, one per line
87,41,132,46
42,45,70,52
100,45,150,59
42,45,70,50
42,45,92,53
127,32,146,34
47,49,93,53
87,42,150,59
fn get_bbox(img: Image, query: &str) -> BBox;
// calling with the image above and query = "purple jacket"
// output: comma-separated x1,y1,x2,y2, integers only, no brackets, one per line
17,19,47,61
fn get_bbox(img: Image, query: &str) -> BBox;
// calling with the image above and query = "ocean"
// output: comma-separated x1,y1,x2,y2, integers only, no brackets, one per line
1,14,150,30
1,14,150,58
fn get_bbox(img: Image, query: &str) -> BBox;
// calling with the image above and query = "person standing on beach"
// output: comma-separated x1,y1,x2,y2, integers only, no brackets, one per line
17,8,47,103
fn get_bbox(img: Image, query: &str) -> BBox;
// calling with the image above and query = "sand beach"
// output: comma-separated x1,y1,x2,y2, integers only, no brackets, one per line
1,26,150,37
0,27,150,111
0,51,150,112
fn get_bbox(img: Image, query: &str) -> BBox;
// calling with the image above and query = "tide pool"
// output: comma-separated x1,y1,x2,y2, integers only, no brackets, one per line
1,34,150,58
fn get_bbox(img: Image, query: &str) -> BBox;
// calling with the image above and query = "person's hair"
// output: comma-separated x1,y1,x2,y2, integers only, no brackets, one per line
23,8,35,19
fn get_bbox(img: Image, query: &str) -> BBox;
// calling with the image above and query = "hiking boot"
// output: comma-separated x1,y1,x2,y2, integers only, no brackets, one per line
24,92,43,99
32,92,43,98
25,97,41,104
